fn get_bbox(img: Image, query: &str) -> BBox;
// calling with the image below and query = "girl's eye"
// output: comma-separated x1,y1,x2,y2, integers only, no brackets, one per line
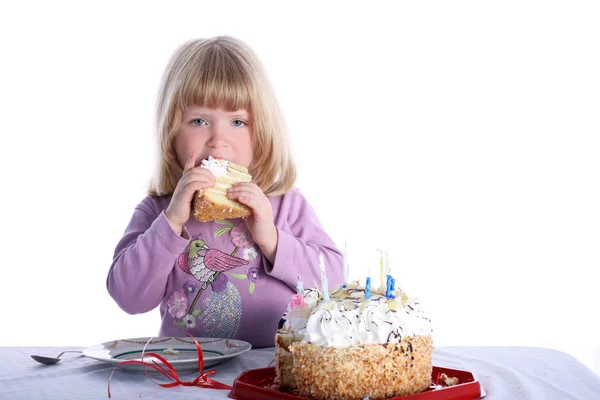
191,119,207,126
232,120,247,127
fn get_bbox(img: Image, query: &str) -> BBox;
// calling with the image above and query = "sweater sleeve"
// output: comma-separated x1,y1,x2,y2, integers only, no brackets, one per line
265,189,343,290
106,197,190,314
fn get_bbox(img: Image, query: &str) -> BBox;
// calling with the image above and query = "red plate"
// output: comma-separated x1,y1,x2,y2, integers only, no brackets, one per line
228,366,484,400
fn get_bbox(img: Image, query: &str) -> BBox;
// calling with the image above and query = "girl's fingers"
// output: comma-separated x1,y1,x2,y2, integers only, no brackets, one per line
182,181,213,198
231,192,256,207
230,182,258,190
184,177,215,191
234,193,270,220
228,183,260,196
227,187,256,200
181,169,215,186
228,190,266,214
183,152,196,172
184,166,215,179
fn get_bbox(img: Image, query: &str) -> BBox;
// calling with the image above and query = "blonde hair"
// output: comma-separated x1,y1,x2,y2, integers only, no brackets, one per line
149,36,296,197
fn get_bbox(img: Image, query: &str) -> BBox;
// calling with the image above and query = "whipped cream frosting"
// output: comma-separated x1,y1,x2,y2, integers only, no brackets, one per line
200,156,229,177
281,284,433,348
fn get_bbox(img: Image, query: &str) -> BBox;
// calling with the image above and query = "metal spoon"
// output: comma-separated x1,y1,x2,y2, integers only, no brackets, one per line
31,350,82,365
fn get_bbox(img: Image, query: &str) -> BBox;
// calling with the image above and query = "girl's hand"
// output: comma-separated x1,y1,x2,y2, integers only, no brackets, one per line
165,152,215,235
228,182,278,262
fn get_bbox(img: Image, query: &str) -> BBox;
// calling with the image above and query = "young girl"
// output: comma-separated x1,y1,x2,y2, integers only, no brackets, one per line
107,36,343,348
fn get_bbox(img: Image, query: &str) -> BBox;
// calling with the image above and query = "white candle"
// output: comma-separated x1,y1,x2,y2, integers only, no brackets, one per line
319,252,330,301
379,250,387,293
343,241,349,286
296,276,304,295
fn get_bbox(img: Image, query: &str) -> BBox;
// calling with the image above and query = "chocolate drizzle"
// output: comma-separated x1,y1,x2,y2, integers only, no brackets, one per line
386,331,403,342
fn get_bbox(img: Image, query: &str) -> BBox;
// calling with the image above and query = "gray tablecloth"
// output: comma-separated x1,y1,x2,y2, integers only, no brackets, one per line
2,346,599,399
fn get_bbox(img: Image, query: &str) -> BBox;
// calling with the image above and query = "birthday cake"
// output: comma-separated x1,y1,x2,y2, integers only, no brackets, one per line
275,279,434,400
193,156,252,222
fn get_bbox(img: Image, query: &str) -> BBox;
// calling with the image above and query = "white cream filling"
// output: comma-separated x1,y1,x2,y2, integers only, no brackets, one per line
200,156,229,177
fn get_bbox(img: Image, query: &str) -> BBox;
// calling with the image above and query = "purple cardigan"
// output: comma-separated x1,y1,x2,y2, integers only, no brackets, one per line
107,188,343,347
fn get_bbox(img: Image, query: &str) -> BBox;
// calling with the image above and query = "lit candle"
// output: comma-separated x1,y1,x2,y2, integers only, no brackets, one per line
296,276,304,295
319,252,330,301
379,250,387,293
343,241,349,287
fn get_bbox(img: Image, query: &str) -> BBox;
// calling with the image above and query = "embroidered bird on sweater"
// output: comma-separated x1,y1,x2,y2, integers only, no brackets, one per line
176,238,246,338
178,238,248,289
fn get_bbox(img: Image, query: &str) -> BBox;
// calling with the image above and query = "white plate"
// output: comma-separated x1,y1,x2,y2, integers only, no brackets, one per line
83,337,251,373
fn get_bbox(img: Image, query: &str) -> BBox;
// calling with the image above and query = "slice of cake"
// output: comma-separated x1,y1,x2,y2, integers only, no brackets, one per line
274,331,301,388
193,156,252,222
275,284,434,400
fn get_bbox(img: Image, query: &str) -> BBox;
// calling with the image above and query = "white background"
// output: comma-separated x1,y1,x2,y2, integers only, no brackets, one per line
1,1,598,375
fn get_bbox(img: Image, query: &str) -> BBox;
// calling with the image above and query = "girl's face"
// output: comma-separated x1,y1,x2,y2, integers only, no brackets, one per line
175,105,254,168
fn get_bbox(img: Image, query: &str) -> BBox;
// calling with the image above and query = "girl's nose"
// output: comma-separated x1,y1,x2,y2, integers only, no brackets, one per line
206,126,227,148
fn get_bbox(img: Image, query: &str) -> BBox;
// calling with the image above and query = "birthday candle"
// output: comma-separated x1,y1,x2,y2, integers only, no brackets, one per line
319,252,330,301
296,276,304,295
386,275,396,299
385,258,394,298
379,250,387,293
385,276,391,298
365,266,372,299
343,241,349,286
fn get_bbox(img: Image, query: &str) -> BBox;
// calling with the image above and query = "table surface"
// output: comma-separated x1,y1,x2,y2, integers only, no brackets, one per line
2,345,599,400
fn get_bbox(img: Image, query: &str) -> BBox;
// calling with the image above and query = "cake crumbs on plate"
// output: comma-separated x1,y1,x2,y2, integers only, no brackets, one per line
439,373,459,386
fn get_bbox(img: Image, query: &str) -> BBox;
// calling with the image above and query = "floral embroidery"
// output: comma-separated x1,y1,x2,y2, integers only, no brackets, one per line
243,247,258,261
214,220,234,237
247,267,259,282
183,281,197,296
232,266,260,294
167,291,187,319
175,309,201,327
183,313,196,328
231,223,255,248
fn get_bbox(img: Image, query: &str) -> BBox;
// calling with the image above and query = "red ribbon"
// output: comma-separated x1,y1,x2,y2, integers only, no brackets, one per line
107,333,232,398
